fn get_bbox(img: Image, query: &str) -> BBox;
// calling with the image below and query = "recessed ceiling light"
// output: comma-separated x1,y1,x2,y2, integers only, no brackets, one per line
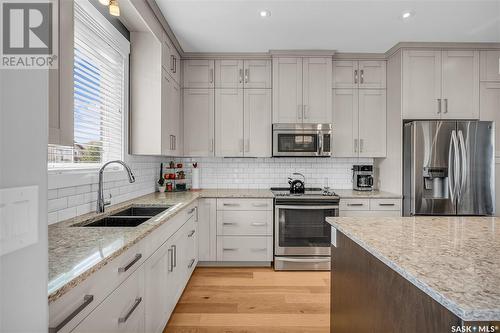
402,10,415,19
260,10,271,18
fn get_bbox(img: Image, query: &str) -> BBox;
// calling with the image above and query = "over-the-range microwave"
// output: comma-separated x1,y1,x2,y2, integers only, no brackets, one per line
272,123,332,157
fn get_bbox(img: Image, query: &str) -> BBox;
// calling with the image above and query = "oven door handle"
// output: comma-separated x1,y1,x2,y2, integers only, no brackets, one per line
277,257,331,263
275,205,339,210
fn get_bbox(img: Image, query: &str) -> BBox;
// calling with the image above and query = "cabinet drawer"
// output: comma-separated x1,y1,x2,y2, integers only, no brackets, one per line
217,210,272,236
370,199,401,211
340,199,370,211
217,236,272,261
72,267,145,333
217,198,272,211
49,240,146,333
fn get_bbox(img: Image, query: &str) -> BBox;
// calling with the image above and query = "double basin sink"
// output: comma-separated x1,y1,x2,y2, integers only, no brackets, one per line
81,206,171,228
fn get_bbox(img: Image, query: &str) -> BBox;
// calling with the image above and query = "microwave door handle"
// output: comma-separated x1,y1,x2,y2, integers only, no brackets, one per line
318,134,323,155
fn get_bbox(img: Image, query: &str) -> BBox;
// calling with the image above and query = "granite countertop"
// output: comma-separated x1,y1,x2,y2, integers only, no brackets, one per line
334,189,401,199
48,189,273,303
325,216,500,321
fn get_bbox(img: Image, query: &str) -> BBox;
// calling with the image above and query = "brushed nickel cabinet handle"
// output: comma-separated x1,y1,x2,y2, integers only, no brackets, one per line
172,245,177,268
223,222,237,225
209,68,214,84
360,139,364,153
437,99,442,114
354,138,358,153
168,248,174,272
49,295,94,333
188,207,196,214
223,203,240,207
188,229,196,237
223,248,238,251
379,203,395,206
118,297,142,323
244,68,249,83
444,98,448,114
239,69,243,84
252,203,268,207
251,222,267,226
170,55,174,72
118,254,142,273
188,258,195,268
354,69,358,84
347,203,364,206
360,69,364,84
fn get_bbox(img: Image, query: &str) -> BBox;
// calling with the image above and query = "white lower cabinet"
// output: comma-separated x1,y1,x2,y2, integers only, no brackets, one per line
72,267,145,333
339,198,401,217
198,198,217,262
217,236,273,262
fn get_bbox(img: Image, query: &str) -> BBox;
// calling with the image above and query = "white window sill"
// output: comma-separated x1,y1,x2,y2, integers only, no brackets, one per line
48,165,126,190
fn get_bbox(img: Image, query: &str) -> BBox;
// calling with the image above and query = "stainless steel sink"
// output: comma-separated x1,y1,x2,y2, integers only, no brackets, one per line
80,206,171,227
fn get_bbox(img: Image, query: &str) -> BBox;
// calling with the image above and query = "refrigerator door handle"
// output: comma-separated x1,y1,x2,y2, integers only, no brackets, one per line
448,130,459,202
457,130,467,201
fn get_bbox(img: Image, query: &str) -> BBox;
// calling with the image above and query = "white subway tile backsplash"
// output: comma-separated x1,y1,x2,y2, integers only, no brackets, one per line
48,197,67,212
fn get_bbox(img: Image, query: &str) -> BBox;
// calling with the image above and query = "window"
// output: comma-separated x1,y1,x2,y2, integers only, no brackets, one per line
48,0,130,169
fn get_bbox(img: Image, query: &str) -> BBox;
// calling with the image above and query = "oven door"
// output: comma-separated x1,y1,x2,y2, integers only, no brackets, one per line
273,131,320,157
275,204,338,256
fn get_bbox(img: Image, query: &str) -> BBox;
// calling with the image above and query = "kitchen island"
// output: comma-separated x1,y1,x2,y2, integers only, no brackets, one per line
325,216,500,333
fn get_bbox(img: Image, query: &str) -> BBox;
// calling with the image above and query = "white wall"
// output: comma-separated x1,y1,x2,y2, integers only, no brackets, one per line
0,70,48,331
181,157,373,189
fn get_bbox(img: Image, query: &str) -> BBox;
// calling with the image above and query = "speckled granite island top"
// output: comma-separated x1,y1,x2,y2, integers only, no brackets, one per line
48,189,272,303
325,216,500,321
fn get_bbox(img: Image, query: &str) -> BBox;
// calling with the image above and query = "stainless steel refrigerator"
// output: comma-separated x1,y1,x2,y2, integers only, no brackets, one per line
403,121,495,216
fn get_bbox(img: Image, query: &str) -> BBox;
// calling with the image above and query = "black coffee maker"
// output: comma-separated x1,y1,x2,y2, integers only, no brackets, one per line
352,165,374,191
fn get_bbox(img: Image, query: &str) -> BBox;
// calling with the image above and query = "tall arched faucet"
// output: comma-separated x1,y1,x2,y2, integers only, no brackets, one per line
96,160,135,213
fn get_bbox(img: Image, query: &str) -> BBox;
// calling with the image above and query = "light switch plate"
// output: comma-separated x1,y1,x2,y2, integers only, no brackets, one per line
0,186,39,256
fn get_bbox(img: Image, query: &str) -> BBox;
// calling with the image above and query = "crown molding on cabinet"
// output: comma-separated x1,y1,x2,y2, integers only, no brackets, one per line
269,49,336,57
183,52,272,60
334,52,386,60
385,42,500,58
145,0,185,57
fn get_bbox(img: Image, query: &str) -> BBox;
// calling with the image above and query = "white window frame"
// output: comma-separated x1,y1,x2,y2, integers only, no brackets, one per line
48,0,130,176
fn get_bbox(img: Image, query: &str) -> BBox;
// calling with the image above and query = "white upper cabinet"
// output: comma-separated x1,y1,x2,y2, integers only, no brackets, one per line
332,89,358,157
358,61,386,89
244,60,272,89
441,50,479,119
215,60,244,88
215,89,244,157
183,60,215,88
183,89,215,157
402,50,442,119
273,57,332,124
333,61,358,89
480,51,500,82
161,33,180,84
303,58,333,123
333,60,386,89
272,57,303,123
358,89,387,157
161,73,182,156
402,49,479,120
244,89,272,157
480,82,500,157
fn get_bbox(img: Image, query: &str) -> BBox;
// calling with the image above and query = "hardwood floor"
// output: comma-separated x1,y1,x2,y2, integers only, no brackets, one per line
163,267,330,333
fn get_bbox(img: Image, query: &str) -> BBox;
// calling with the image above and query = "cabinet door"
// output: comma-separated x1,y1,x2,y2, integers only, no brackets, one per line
402,50,442,119
358,61,386,89
215,89,244,157
161,71,172,155
215,60,244,88
183,89,215,157
480,82,500,157
183,59,215,88
272,57,303,123
333,60,358,89
302,57,332,123
162,36,180,84
480,51,500,82
169,81,182,156
332,89,358,157
144,244,170,333
358,89,386,158
73,268,145,333
244,59,271,89
244,89,272,157
441,50,479,119
198,198,217,262
183,217,198,279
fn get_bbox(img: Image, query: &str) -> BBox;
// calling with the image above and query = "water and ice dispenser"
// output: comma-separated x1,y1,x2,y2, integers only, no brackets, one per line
422,167,449,199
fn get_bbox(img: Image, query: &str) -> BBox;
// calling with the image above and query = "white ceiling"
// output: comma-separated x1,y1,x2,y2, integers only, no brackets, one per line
154,0,500,53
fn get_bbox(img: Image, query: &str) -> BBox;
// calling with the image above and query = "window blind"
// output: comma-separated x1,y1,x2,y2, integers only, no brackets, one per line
48,2,128,168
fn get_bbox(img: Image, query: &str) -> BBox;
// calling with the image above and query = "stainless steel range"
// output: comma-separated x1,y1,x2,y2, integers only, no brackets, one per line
272,187,339,271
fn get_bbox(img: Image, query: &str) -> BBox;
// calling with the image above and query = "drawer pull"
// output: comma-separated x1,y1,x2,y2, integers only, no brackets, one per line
118,297,142,323
223,222,237,226
188,207,196,214
49,295,94,333
172,245,177,268
223,248,238,251
251,222,267,226
379,203,396,206
168,248,174,272
118,254,142,273
252,203,268,207
188,258,196,268
251,248,267,252
347,203,364,207
223,203,240,207
188,230,196,237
